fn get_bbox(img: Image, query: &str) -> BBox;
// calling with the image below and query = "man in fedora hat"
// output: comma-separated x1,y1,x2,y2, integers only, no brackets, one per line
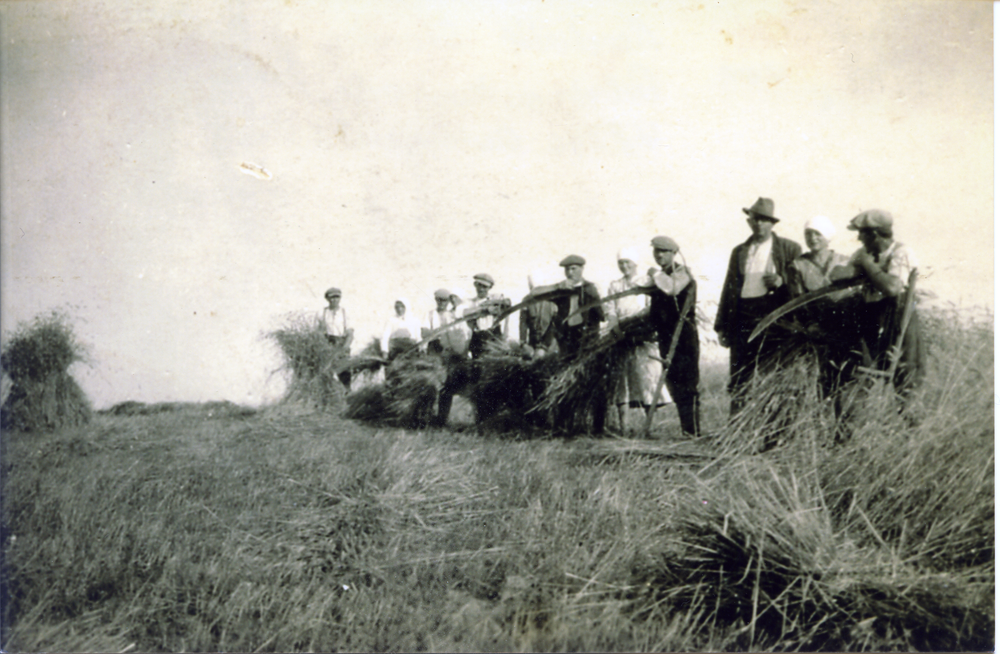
463,273,511,359
714,197,802,414
317,287,354,390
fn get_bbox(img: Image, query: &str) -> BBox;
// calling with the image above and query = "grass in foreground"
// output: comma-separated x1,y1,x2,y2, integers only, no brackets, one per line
0,307,993,652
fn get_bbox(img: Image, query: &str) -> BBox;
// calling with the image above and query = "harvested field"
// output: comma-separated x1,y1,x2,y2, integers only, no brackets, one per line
0,307,992,652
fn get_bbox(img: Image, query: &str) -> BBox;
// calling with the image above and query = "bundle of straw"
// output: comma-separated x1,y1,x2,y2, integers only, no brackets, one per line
384,355,446,428
463,339,561,432
335,337,387,376
344,353,446,428
630,472,993,651
718,338,827,453
1,311,91,432
268,315,349,409
535,312,657,425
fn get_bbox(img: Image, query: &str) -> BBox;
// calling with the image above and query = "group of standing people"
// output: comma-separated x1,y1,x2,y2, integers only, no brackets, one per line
715,197,924,413
319,195,923,436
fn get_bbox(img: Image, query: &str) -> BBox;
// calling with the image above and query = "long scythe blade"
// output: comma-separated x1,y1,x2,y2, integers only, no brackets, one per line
489,287,574,325
404,288,570,355
562,286,652,323
748,279,861,343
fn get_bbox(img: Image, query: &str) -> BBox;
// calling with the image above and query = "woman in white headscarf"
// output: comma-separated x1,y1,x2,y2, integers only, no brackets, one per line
380,297,422,359
607,246,670,433
790,216,850,295
790,216,856,400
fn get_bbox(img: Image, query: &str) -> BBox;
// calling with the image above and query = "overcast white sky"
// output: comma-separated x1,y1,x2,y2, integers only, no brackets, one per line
1,0,992,408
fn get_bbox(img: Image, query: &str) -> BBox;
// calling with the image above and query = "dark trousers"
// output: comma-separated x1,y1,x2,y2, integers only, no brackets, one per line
432,353,474,427
326,335,352,390
468,327,502,359
727,295,783,414
857,298,926,395
658,332,701,437
555,326,606,435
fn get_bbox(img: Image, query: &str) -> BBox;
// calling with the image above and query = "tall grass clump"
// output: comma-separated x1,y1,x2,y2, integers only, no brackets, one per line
1,311,91,432
629,305,994,651
268,314,347,409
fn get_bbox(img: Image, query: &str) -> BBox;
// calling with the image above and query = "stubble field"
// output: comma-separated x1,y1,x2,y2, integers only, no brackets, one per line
0,307,993,652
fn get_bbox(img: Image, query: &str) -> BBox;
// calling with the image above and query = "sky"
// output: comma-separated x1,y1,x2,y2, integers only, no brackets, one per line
0,0,993,408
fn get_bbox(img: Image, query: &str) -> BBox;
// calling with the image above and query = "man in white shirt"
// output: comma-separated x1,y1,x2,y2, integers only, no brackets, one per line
714,198,802,414
317,287,354,389
423,288,468,357
422,288,470,427
463,273,510,359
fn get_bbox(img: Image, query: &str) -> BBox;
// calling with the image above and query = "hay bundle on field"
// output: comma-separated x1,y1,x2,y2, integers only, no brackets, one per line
629,465,993,651
335,337,387,379
535,313,657,427
1,311,91,432
269,315,348,408
719,339,828,453
463,339,560,432
344,352,446,428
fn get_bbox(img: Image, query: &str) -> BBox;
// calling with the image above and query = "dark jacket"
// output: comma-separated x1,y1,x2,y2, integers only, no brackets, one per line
714,234,802,340
551,280,604,354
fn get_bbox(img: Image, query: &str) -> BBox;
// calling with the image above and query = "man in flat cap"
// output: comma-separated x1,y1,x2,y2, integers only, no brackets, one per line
714,197,802,414
463,273,510,359
317,287,354,390
423,288,468,357
531,254,607,433
637,236,701,436
830,209,924,394
550,255,605,356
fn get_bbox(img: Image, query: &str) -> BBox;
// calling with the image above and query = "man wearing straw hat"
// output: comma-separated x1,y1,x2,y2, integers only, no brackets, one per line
318,287,354,390
639,236,701,437
714,197,802,414
830,209,925,394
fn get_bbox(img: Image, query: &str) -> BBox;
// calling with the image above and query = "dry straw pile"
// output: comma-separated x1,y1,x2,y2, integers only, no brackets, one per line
0,311,91,432
268,315,350,409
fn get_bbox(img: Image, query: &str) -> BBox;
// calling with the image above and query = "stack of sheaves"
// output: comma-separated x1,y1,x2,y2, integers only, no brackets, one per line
463,339,560,431
268,315,351,409
344,352,446,428
334,337,387,377
536,311,657,425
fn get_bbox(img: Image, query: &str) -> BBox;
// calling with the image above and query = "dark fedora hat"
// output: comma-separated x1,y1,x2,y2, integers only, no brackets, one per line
742,197,779,222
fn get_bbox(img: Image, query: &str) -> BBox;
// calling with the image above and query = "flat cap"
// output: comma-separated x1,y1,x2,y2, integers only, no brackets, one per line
743,197,779,222
848,209,893,231
650,235,679,252
473,273,495,287
434,288,451,300
559,254,586,267
324,287,342,298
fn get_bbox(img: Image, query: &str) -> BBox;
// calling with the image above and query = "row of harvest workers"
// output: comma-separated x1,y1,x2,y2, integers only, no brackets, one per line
318,196,924,436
